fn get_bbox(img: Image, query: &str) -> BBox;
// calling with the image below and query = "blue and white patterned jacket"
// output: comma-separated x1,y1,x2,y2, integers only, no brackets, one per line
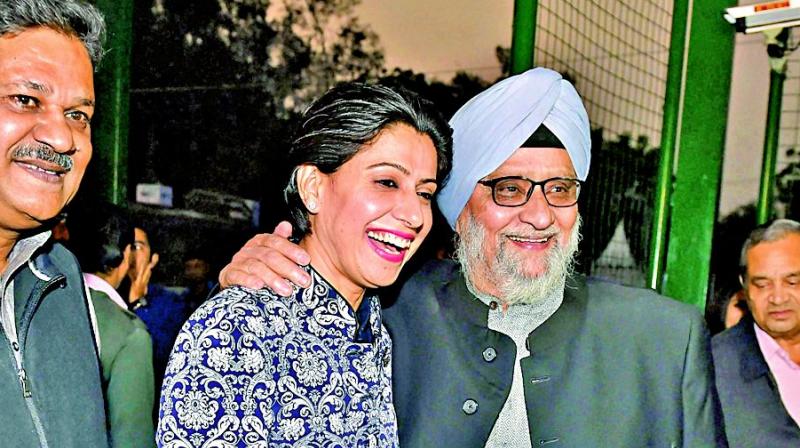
157,266,398,448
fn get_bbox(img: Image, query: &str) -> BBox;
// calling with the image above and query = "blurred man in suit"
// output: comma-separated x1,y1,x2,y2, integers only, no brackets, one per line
713,219,800,447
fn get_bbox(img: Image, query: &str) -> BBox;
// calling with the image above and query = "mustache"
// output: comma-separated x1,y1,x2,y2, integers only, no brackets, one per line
11,144,74,173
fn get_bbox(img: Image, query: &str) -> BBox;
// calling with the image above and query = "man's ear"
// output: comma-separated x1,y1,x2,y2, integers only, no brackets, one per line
111,244,132,280
295,164,324,214
122,244,132,268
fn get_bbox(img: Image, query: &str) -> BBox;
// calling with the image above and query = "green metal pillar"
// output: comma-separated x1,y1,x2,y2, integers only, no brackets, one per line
91,0,134,205
510,0,538,74
757,70,786,224
661,0,736,308
647,0,690,291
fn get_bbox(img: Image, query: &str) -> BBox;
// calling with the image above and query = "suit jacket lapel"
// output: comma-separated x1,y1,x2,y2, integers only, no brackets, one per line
736,316,774,383
527,275,587,353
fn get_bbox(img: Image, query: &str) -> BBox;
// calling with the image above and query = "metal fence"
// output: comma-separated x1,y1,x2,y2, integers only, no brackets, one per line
534,0,674,287
776,48,800,218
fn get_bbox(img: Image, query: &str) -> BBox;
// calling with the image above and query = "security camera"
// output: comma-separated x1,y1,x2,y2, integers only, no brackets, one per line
724,0,800,34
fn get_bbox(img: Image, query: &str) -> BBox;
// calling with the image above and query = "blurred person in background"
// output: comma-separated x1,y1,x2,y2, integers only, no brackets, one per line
723,289,748,330
51,213,71,242
712,219,800,446
69,203,155,447
125,225,187,395
179,247,215,312
127,225,160,306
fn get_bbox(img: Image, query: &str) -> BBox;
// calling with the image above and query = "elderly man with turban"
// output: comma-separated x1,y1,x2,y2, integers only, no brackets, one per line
219,68,726,447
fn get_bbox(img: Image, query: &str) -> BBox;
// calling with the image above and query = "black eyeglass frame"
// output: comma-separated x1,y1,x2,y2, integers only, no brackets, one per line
477,176,583,208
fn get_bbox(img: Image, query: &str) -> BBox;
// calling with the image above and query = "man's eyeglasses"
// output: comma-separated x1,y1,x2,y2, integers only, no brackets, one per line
477,176,582,208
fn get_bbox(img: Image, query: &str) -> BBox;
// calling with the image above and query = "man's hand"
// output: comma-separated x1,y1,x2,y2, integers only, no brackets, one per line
128,253,159,303
219,221,311,296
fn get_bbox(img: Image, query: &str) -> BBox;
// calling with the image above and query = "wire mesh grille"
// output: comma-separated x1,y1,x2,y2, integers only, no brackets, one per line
709,35,800,332
776,42,800,219
534,0,674,287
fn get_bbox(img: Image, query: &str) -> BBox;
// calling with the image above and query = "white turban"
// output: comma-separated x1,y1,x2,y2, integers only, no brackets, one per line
437,67,591,229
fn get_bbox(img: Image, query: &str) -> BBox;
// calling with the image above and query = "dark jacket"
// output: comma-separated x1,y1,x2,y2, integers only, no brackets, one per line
384,260,725,447
0,240,108,447
90,288,155,448
712,316,800,447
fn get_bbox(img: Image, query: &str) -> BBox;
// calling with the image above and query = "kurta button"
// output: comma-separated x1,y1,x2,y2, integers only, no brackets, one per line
489,301,498,310
462,399,478,415
482,347,496,362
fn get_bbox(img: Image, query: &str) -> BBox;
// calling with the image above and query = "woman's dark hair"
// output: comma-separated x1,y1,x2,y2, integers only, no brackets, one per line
69,202,134,274
284,82,453,236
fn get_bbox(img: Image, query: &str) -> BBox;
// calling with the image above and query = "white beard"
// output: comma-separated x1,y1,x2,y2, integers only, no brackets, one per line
455,213,581,306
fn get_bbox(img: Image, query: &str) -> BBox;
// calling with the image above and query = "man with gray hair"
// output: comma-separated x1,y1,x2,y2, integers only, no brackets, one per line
0,0,109,445
220,68,725,446
712,219,800,447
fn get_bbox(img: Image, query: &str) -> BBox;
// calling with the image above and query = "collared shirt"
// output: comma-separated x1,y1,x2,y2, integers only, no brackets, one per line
83,273,128,310
468,278,564,448
157,265,397,448
0,230,51,367
754,323,800,425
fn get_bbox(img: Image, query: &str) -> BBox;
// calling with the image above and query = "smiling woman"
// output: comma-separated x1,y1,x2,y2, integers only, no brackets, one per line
157,82,452,448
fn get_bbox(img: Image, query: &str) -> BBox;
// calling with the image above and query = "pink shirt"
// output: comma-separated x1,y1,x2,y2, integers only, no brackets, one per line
83,273,128,311
755,323,800,426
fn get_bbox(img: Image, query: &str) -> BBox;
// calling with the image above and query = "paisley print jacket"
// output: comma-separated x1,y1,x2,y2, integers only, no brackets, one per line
157,267,397,447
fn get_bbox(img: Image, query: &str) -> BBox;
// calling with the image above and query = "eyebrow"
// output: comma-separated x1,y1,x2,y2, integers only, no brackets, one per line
0,80,50,93
21,80,51,94
749,271,800,281
367,162,438,185
76,98,95,108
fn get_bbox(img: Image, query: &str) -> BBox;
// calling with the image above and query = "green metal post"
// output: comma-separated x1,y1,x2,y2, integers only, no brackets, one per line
647,0,690,291
510,0,538,74
661,0,736,308
91,0,134,205
756,69,786,224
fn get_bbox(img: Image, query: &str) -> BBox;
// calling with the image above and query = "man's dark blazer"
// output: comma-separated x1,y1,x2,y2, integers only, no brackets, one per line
711,316,800,447
383,260,725,447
